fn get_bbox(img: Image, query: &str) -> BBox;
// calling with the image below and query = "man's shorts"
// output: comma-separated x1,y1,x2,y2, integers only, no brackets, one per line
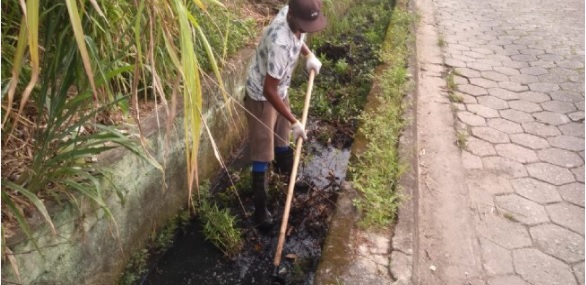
244,94,291,162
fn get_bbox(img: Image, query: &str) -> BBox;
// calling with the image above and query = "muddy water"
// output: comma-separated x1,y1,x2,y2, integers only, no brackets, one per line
141,141,350,285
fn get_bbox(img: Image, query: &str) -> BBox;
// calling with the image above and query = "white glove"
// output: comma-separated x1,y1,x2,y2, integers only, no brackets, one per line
291,121,307,141
305,53,322,75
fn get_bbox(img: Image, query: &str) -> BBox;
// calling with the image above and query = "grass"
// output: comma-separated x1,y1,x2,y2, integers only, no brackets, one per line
350,2,415,229
438,35,446,47
456,131,468,150
446,69,463,103
197,183,243,258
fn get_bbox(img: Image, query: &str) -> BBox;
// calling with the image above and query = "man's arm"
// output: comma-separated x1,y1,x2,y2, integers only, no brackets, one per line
263,74,297,124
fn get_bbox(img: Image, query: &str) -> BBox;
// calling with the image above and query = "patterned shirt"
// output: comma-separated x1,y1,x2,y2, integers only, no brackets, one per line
246,6,306,101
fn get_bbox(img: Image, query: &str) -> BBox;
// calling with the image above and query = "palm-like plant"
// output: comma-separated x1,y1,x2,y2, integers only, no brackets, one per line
1,0,253,280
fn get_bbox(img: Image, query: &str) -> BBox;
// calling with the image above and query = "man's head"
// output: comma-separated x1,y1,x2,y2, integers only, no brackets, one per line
288,0,327,33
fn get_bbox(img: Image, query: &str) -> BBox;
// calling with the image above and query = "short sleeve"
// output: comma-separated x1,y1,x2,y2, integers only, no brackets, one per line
266,44,289,80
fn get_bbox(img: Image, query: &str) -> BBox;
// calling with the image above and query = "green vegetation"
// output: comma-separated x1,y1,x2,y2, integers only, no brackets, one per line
456,131,469,150
446,69,463,103
290,0,393,126
1,0,256,277
350,3,415,229
198,184,243,257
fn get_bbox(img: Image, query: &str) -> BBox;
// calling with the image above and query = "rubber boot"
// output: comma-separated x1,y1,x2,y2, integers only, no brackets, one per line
274,148,294,175
252,171,273,231
274,148,311,192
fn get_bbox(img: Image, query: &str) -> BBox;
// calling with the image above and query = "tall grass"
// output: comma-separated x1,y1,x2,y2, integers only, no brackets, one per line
0,0,254,279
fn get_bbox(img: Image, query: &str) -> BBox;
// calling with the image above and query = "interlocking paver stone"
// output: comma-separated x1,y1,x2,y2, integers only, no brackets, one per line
550,90,583,103
479,239,514,276
550,67,581,78
538,73,570,84
470,78,498,88
558,182,585,207
511,54,537,62
457,111,486,126
538,148,584,168
445,57,467,68
511,177,562,204
459,84,488,96
466,137,497,156
533,111,571,126
467,104,500,118
558,60,585,69
546,202,585,235
499,81,529,92
522,122,561,137
471,127,510,143
548,135,585,151
478,96,509,110
454,67,481,78
503,60,529,69
559,123,585,138
538,54,565,61
495,194,548,225
568,111,585,122
454,76,469,85
531,60,557,68
500,109,534,123
481,71,509,82
493,66,520,76
482,156,528,178
519,48,545,56
529,82,560,93
475,214,532,249
468,61,493,71
541,101,578,114
530,224,585,263
561,82,585,92
488,276,530,285
495,144,538,163
510,74,539,84
572,165,584,183
487,88,520,101
508,100,542,113
487,118,523,134
517,91,551,103
527,162,576,185
513,248,578,285
510,133,550,150
574,262,585,285
520,66,548,75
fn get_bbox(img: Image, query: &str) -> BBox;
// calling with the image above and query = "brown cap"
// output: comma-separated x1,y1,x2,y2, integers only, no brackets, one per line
288,0,327,33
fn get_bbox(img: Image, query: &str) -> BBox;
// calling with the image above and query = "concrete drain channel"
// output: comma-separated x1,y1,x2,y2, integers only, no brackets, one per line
140,140,351,285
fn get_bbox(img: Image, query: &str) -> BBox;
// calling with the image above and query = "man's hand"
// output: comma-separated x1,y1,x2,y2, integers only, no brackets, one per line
306,53,322,75
291,121,307,141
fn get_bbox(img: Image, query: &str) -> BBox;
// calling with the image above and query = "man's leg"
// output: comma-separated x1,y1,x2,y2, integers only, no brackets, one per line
274,97,293,175
244,95,278,230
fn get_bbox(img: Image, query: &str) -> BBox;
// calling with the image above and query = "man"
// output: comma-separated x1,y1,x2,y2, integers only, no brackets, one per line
244,0,327,230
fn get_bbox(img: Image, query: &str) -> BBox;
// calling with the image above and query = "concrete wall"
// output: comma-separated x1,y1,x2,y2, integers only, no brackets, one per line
1,47,255,285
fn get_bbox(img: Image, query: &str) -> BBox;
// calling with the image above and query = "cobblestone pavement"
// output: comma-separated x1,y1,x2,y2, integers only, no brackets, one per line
412,0,585,284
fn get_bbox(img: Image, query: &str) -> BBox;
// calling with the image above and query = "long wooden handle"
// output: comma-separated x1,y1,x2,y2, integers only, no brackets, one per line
273,70,315,266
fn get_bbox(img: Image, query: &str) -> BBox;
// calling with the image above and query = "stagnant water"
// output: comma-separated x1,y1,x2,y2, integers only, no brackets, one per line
140,140,351,285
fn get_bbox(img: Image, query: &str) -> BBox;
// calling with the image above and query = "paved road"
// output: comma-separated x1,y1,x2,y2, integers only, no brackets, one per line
394,0,584,284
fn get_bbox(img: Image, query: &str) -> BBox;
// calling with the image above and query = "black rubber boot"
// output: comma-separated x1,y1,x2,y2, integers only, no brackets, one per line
274,148,294,176
274,148,311,192
252,171,273,231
